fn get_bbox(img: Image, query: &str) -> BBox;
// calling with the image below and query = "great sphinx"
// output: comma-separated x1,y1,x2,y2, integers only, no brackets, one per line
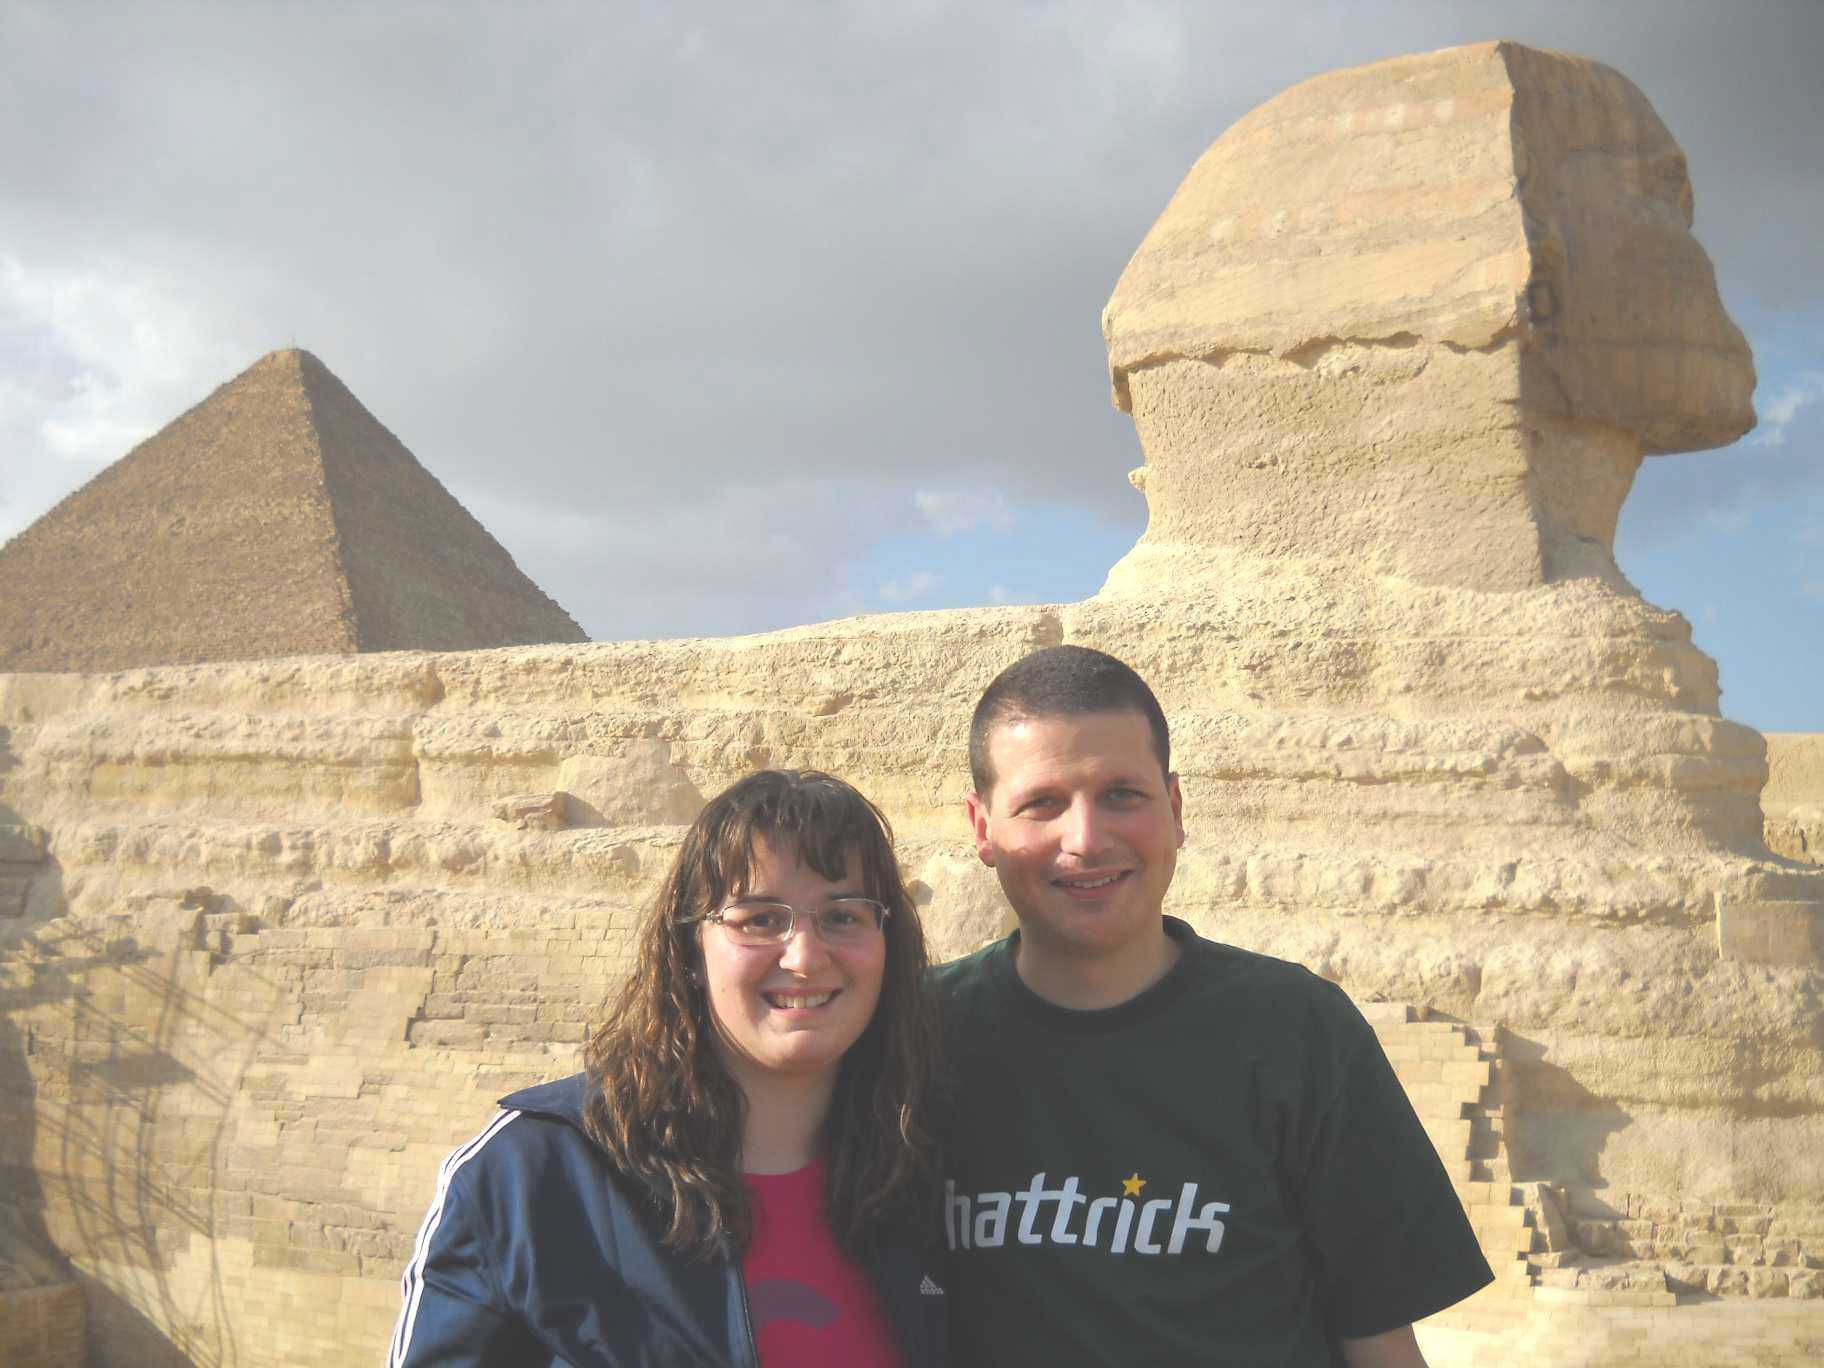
2,39,1819,1368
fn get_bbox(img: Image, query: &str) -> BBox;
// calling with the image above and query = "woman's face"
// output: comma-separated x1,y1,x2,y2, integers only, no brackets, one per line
697,836,887,1094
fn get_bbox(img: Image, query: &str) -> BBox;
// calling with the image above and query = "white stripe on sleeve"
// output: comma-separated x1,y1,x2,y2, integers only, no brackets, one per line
388,1109,523,1367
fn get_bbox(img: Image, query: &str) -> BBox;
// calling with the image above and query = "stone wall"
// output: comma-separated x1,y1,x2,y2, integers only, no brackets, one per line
1765,733,1824,865
2,633,1820,1365
0,1284,85,1368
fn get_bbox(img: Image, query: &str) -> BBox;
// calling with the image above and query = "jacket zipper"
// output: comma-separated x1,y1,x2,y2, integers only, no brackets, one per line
734,1263,761,1367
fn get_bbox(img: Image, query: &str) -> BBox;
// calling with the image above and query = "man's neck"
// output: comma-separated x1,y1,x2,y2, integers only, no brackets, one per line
1013,919,1181,1011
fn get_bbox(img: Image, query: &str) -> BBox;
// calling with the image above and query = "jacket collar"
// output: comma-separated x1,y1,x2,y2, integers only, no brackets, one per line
498,1070,591,1127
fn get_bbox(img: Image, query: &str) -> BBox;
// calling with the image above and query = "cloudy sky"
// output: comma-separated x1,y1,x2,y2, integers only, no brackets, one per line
2,1,1819,729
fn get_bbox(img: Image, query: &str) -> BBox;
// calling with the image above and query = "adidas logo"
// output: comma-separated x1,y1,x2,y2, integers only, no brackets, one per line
918,1275,945,1297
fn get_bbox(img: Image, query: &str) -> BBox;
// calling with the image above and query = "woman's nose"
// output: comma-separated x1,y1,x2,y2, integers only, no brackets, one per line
777,920,832,971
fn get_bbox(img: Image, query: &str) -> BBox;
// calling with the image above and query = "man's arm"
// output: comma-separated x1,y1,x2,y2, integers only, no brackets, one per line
1339,1323,1427,1368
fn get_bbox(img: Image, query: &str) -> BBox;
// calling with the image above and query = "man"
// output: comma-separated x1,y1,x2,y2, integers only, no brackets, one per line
935,645,1492,1368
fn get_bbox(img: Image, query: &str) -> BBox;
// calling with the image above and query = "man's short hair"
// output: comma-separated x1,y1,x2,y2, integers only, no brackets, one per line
968,645,1171,795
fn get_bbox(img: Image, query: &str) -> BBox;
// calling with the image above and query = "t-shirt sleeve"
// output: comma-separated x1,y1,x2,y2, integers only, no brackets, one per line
1282,987,1495,1340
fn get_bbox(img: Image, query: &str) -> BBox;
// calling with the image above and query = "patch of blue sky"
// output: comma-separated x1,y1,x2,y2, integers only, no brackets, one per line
1619,492,1821,732
1619,322,1823,732
853,497,1146,614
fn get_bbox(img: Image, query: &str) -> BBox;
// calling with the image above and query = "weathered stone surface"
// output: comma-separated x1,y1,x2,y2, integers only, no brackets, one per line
1103,40,1754,451
1718,899,1824,965
490,792,568,831
1103,41,1753,595
1,38,1821,1368
1766,733,1824,864
0,825,46,864
0,349,587,673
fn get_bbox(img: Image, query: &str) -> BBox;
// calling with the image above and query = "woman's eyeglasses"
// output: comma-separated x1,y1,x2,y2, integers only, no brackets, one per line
701,897,890,946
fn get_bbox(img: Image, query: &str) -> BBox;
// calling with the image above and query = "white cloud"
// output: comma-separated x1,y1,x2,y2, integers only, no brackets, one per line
878,570,939,604
987,583,1010,604
0,254,254,466
914,488,1015,538
1748,370,1824,448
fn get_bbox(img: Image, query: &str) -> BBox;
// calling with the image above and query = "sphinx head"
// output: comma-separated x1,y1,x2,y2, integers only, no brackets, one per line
1099,41,1755,590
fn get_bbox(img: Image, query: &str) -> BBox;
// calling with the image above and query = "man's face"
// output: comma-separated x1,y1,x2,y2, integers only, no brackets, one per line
965,710,1184,967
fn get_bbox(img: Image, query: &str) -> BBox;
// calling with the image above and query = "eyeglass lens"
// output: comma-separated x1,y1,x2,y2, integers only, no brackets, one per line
717,898,885,942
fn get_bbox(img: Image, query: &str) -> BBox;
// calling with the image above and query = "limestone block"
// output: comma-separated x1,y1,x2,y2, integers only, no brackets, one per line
905,849,1013,964
1716,900,1824,967
0,1283,84,1368
491,792,568,831
1765,734,1824,808
1520,1181,1573,1253
1764,735,1824,866
557,742,705,827
1766,808,1822,865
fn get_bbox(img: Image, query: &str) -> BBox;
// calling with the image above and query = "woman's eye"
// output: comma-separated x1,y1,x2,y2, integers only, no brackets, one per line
733,907,785,933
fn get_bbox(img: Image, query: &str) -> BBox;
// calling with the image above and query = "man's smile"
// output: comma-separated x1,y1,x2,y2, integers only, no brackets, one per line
1053,870,1132,894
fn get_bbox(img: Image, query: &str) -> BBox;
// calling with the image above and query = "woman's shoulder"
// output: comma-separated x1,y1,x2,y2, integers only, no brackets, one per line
443,1072,612,1194
496,1070,593,1125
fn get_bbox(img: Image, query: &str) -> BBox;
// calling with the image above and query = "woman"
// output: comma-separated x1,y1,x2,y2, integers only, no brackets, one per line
389,770,943,1366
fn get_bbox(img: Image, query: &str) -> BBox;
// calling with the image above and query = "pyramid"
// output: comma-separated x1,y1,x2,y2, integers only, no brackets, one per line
0,349,587,672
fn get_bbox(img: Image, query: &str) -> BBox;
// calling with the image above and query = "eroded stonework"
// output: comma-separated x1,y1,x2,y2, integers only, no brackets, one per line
1,39,1820,1368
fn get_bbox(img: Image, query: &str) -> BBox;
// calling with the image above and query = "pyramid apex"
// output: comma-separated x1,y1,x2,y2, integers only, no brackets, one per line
248,346,325,375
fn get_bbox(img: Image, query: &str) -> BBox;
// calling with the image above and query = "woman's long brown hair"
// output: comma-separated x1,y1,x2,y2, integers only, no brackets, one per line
582,769,937,1259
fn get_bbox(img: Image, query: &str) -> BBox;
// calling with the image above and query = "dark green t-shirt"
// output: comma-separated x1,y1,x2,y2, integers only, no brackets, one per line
933,919,1493,1368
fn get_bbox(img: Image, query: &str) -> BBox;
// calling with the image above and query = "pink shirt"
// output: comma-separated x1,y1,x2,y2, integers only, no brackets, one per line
741,1158,904,1368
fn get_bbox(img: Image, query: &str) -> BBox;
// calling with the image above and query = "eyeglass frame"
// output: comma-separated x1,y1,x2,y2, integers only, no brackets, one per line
694,896,892,946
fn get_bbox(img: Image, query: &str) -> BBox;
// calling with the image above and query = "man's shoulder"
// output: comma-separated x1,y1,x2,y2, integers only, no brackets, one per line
1182,934,1331,993
929,937,1006,994
1173,929,1369,1037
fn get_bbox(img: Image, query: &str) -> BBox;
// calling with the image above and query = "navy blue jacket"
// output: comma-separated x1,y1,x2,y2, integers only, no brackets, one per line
389,1073,947,1367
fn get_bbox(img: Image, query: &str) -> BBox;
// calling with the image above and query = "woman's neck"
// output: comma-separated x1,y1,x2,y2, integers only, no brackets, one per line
736,1068,838,1175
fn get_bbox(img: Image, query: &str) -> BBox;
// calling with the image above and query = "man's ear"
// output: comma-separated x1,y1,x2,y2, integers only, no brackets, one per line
1167,772,1185,849
964,791,997,868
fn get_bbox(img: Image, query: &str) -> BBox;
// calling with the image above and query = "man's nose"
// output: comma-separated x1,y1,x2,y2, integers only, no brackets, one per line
1058,798,1107,857
778,919,832,971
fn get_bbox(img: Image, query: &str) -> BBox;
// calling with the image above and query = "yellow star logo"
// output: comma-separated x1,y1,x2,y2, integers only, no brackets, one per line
1122,1172,1146,1197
